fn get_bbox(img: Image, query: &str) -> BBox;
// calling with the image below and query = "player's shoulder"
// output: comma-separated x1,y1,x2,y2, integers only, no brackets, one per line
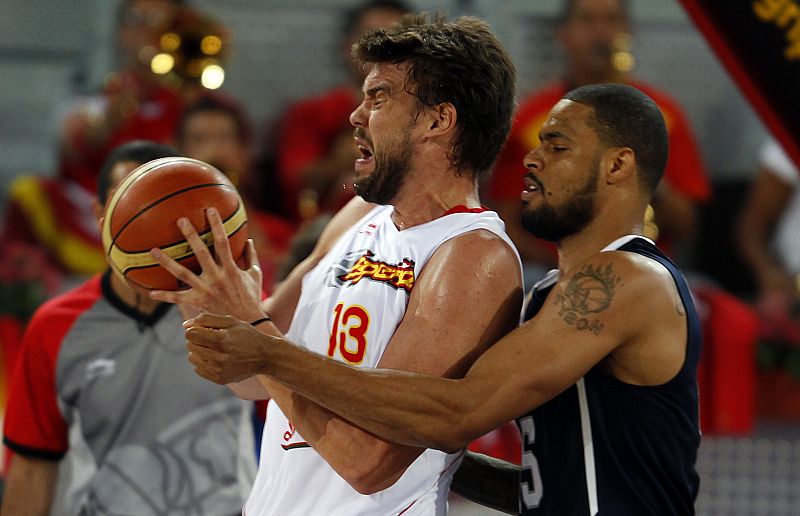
563,248,679,308
429,228,521,283
441,226,518,257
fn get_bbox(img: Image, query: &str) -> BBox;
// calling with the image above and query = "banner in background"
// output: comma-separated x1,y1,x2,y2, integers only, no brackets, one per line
678,0,800,170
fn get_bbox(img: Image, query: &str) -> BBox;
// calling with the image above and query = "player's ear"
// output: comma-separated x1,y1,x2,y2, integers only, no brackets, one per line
425,102,457,137
604,147,636,185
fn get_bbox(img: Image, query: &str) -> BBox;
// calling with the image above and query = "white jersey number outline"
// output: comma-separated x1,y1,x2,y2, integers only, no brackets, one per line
519,415,543,509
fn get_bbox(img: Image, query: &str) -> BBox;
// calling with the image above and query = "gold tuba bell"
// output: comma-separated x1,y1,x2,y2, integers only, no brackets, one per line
150,7,229,90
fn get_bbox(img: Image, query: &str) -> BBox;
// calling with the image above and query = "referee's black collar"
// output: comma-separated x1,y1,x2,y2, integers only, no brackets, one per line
101,270,173,327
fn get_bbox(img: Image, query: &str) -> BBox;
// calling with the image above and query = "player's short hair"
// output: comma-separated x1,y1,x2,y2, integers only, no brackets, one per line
354,13,517,179
97,141,178,205
563,83,668,195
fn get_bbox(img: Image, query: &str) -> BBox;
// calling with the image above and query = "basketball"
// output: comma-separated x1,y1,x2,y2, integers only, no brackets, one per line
101,156,248,291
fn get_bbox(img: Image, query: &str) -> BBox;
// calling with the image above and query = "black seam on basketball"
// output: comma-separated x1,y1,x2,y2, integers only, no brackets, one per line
114,202,246,254
110,183,236,249
103,158,173,256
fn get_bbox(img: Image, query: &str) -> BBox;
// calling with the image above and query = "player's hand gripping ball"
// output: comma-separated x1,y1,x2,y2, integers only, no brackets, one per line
101,157,248,291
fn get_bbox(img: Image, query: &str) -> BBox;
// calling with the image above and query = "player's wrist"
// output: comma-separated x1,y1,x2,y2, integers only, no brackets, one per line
250,315,272,327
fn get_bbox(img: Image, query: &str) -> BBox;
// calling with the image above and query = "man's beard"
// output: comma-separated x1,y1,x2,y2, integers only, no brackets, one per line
521,160,599,243
353,132,412,205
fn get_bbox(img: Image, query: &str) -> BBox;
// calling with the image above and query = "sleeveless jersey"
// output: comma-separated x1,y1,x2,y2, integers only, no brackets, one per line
244,204,520,516
516,236,701,515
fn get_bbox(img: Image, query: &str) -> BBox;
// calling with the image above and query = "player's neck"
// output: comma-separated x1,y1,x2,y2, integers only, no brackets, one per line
390,174,480,230
556,213,645,275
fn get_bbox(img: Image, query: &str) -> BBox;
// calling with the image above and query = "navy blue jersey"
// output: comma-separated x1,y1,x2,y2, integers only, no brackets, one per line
517,237,701,515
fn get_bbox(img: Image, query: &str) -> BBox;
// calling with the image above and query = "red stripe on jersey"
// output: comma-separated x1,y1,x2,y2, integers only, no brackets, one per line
441,205,489,216
3,275,104,457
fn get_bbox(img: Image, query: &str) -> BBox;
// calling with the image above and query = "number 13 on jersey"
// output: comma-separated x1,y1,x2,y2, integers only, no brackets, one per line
327,303,370,364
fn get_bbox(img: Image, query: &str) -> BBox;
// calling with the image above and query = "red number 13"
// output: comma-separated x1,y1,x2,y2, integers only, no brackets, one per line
327,303,370,364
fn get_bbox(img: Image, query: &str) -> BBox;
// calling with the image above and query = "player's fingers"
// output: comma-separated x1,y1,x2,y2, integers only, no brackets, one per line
150,247,203,290
244,240,263,284
185,312,240,331
187,338,228,358
206,207,235,268
188,353,224,384
245,239,260,270
177,217,218,273
149,287,189,304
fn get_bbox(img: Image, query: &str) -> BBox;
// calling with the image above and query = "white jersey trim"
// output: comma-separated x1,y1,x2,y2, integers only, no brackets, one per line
577,378,599,516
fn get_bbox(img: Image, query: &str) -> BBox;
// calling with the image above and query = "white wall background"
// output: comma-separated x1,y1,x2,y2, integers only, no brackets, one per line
0,0,769,201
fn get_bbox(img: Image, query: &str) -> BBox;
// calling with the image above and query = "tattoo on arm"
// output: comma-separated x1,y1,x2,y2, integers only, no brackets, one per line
553,263,620,335
451,451,520,515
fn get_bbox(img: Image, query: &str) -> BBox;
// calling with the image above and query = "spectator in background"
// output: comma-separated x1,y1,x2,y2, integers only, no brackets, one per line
176,95,296,293
486,0,711,286
0,141,256,516
57,0,232,194
57,0,185,192
271,0,410,222
737,139,800,348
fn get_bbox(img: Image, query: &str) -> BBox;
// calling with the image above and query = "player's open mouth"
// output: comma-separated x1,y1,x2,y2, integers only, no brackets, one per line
522,174,543,198
357,145,373,160
354,138,375,172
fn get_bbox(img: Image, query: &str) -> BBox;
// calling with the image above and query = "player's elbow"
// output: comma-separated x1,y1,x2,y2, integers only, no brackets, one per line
431,427,472,454
346,468,404,495
427,411,490,454
337,447,418,495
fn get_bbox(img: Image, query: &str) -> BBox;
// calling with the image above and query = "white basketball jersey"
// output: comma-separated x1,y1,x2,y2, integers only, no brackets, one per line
244,204,519,516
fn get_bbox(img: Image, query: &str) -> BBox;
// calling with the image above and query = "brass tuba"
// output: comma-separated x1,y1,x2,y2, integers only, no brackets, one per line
149,6,229,90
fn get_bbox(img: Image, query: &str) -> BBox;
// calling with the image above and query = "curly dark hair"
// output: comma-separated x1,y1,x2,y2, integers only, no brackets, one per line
353,13,517,179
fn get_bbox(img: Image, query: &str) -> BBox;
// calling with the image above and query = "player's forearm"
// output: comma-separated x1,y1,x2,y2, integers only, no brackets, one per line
262,376,422,494
262,335,481,452
451,451,519,514
228,376,270,400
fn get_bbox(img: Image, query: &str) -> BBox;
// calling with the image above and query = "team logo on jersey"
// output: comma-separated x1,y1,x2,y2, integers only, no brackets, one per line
331,250,415,292
281,422,310,451
85,358,116,381
358,223,378,236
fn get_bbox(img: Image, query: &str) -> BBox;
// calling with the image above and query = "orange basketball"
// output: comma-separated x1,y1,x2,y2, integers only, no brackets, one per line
101,157,248,291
